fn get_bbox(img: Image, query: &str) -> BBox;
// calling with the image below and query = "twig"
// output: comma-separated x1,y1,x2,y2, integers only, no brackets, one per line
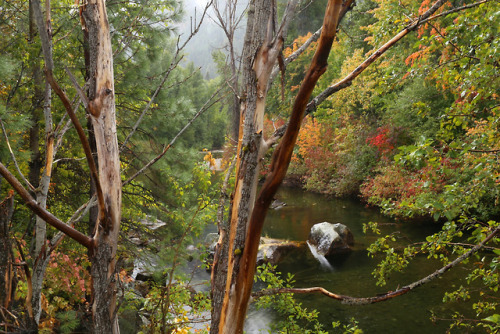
0,118,35,191
123,86,226,186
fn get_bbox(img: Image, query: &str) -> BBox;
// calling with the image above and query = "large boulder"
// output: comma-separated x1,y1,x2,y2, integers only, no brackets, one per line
308,222,354,257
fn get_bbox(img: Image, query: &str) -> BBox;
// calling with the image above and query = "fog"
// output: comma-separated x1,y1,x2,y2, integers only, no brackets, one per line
177,0,247,78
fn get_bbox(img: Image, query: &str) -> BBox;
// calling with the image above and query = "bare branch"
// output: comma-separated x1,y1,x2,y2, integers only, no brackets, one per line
31,0,106,218
120,54,185,150
120,1,214,150
306,0,468,114
65,67,89,109
268,0,476,148
268,0,355,87
122,86,226,186
253,226,499,305
0,163,93,248
49,195,97,252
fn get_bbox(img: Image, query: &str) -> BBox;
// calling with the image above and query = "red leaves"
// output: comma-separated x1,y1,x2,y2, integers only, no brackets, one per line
47,250,91,303
366,126,395,155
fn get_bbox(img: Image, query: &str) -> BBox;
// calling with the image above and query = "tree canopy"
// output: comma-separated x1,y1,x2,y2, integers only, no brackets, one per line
0,0,498,333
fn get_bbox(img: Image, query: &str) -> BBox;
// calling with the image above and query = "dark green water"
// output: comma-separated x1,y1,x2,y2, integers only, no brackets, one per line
257,187,471,334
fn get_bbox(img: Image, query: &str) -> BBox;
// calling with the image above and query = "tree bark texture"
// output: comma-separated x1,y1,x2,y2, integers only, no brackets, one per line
211,1,274,331
80,0,121,332
0,193,15,310
211,1,343,333
211,1,300,333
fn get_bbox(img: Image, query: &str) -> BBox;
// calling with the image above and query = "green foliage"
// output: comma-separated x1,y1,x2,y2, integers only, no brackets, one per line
331,318,363,334
55,310,80,334
254,263,329,333
139,282,211,334
365,218,499,332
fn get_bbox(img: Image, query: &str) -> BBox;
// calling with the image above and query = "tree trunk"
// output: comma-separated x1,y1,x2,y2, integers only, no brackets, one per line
0,193,15,310
211,1,344,333
211,1,299,333
28,0,54,329
80,1,121,332
28,0,44,192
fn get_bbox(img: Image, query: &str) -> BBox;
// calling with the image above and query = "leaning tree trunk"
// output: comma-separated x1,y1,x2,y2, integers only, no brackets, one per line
210,2,275,331
80,0,121,333
211,1,344,333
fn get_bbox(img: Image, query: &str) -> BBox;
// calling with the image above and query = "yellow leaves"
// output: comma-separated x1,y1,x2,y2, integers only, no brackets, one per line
203,150,216,171
283,32,315,58
170,315,192,334
0,83,10,98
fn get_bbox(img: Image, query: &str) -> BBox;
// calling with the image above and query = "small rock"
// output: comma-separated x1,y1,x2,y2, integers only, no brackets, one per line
270,198,287,210
257,237,304,265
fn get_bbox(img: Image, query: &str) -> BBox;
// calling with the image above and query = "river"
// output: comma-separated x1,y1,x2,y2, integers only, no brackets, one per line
184,186,473,333
248,186,472,333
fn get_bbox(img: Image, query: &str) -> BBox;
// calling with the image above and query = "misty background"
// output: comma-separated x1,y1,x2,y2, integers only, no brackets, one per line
177,0,248,78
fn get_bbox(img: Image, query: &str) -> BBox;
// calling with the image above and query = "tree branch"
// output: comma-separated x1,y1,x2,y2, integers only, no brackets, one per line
252,226,499,304
267,0,478,148
120,1,214,150
0,118,35,192
268,0,355,87
31,0,106,218
122,86,225,186
0,163,93,248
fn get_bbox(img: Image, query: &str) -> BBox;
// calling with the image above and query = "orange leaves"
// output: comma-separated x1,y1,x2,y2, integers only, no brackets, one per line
294,118,323,163
404,45,429,66
283,32,315,58
418,0,432,15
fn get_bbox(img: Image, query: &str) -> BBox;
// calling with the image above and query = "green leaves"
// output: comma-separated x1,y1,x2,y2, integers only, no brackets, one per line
254,263,332,333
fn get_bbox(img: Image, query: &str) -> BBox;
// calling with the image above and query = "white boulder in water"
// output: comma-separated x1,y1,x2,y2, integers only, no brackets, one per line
308,222,354,257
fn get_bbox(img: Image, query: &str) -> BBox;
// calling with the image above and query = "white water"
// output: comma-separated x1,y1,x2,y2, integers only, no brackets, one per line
244,307,275,333
306,241,334,271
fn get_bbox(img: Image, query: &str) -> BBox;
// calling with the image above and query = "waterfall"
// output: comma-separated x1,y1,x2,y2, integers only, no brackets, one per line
307,241,334,271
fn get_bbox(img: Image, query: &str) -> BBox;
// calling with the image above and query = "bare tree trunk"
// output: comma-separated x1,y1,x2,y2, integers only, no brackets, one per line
80,1,121,332
30,78,53,328
211,1,299,333
28,0,44,191
211,1,346,333
28,0,54,329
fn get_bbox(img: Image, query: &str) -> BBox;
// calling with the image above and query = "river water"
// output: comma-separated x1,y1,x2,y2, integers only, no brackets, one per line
186,186,473,333
250,187,471,333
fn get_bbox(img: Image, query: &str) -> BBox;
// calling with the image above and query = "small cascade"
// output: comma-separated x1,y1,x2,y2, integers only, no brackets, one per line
131,259,147,280
307,241,334,271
